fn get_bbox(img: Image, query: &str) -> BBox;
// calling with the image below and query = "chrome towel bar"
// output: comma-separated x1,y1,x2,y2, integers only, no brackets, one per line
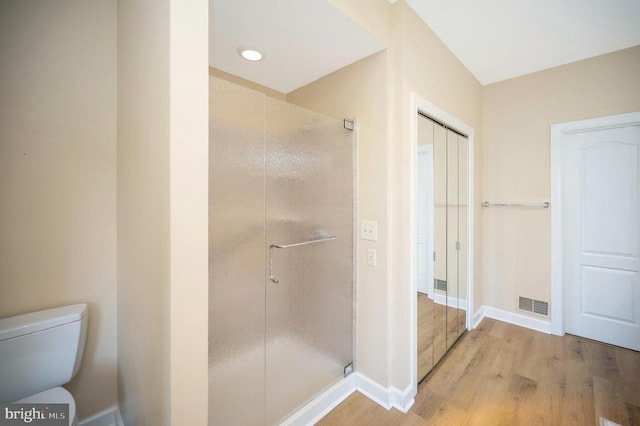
271,236,336,249
483,201,549,208
269,236,337,283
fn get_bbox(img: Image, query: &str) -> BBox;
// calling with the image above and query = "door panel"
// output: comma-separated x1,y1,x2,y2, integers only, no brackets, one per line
265,98,353,424
416,114,469,381
210,77,354,425
457,136,468,341
564,125,640,351
582,143,638,257
432,122,448,364
417,116,435,380
446,130,459,350
417,145,434,297
581,266,636,323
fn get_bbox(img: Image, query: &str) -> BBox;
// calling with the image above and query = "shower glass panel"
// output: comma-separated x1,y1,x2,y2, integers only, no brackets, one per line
209,77,354,426
209,78,266,426
265,98,353,424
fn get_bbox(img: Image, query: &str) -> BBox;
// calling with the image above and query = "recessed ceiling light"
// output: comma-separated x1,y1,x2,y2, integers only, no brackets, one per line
237,47,263,62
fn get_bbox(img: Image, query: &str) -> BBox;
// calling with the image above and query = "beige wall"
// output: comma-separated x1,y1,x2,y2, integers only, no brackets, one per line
0,0,117,418
388,0,484,391
482,46,640,317
118,0,209,424
168,0,209,423
117,0,170,422
210,67,286,100
291,0,485,393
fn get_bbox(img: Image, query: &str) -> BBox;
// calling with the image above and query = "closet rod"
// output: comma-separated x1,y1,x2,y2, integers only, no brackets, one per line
483,201,549,208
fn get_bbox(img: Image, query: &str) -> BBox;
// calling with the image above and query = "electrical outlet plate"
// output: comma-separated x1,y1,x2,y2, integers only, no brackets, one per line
361,220,378,241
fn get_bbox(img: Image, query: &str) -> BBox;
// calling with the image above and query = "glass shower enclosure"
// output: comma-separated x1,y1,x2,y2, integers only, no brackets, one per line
209,77,354,425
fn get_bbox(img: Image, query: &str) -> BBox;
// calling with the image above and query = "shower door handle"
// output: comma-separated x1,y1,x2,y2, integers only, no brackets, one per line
269,236,336,283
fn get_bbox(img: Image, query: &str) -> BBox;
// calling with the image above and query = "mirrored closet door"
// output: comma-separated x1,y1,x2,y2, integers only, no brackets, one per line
417,113,468,382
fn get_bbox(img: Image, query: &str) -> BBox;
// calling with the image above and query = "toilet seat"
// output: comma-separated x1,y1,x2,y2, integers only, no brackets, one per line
16,387,77,426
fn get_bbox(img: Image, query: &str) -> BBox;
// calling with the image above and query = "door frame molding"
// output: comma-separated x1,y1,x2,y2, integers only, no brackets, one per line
550,111,640,336
409,93,475,397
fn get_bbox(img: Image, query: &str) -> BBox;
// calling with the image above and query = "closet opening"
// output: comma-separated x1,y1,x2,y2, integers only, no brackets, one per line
409,93,475,393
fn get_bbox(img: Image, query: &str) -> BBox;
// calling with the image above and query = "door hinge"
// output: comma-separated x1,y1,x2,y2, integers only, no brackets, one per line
343,119,355,131
344,363,354,376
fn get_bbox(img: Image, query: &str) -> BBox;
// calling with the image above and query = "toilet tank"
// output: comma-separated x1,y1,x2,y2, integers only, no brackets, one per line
0,304,88,402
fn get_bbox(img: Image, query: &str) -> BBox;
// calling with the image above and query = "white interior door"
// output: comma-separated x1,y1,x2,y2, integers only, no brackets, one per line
564,122,640,351
417,145,434,298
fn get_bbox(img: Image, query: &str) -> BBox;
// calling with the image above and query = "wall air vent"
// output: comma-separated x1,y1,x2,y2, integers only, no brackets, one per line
533,300,549,316
519,296,549,316
434,279,447,291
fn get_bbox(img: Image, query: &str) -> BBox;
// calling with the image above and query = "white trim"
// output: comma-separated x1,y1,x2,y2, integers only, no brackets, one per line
389,384,415,414
279,374,356,426
409,93,475,401
353,373,414,413
352,117,359,403
472,305,486,329
550,111,640,337
276,372,415,425
600,417,623,426
354,372,391,409
115,407,123,426
79,405,122,426
482,306,551,334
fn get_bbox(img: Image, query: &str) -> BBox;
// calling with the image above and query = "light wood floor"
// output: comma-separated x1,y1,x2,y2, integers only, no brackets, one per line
319,318,640,426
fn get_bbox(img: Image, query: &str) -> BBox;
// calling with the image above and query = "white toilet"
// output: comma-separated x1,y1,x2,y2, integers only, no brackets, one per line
0,304,88,426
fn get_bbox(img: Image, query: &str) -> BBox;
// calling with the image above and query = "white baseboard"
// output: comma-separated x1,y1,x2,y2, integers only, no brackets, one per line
279,374,356,426
354,373,391,410
389,384,414,413
281,306,547,425
472,305,485,329
115,407,123,426
354,373,415,413
476,305,551,334
79,405,122,426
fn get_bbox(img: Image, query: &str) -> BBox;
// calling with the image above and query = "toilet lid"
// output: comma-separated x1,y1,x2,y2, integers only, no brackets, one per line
15,387,76,426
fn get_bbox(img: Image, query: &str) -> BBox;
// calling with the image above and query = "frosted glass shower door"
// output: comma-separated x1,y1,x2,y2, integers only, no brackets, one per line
209,76,353,426
265,98,354,424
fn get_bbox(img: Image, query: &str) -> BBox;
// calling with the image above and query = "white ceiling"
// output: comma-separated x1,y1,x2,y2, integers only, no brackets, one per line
210,1,640,90
405,0,640,85
209,0,384,94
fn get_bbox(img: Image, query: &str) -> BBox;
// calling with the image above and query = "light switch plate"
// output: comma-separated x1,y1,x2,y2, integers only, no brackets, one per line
367,249,377,267
361,220,378,241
